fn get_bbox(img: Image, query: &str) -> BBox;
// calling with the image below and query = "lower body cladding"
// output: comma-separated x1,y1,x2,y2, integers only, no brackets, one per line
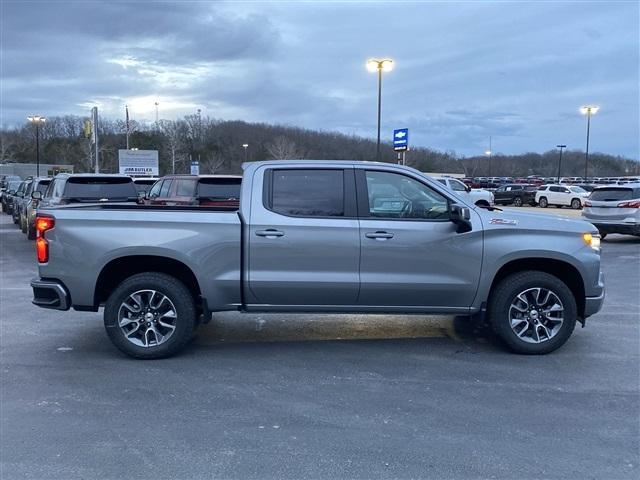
31,279,70,311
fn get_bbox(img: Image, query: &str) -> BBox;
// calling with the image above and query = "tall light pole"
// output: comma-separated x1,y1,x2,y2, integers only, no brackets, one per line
27,115,46,176
154,101,159,129
366,58,394,162
242,143,249,162
485,136,492,177
580,105,599,181
556,144,566,183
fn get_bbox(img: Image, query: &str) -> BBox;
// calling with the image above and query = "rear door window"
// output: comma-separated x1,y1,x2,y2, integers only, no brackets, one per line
176,179,197,197
268,169,344,217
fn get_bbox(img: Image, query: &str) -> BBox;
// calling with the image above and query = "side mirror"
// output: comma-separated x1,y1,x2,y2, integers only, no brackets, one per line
465,185,471,193
32,191,42,200
450,203,472,233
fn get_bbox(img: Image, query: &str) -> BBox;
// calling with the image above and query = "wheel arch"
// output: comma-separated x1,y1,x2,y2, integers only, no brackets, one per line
487,258,586,318
95,255,202,307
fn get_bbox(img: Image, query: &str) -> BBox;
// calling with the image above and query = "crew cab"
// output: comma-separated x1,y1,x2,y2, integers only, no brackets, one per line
31,161,604,359
431,176,494,207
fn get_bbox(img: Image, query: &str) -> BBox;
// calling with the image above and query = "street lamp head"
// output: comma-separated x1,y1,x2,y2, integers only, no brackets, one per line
27,115,46,124
484,150,492,156
366,58,394,72
580,105,599,115
556,144,567,148
242,144,249,148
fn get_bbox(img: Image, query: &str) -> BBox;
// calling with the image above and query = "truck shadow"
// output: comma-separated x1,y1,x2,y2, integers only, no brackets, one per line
193,313,504,352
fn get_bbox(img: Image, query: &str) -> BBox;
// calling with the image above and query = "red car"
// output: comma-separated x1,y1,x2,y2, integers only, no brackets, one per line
144,175,242,208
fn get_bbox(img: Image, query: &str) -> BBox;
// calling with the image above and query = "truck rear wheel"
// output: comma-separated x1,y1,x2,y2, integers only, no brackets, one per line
104,272,196,359
488,271,577,354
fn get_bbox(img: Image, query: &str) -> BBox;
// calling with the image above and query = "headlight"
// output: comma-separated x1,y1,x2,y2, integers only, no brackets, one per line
583,232,601,250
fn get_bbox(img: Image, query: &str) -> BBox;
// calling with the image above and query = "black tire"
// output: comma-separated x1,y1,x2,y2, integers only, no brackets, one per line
20,215,27,234
571,198,581,209
538,197,548,208
513,197,523,207
488,271,577,354
27,222,36,240
104,272,196,359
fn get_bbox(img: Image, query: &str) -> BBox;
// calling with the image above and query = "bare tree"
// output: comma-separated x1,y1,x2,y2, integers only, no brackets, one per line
266,136,303,160
200,151,225,174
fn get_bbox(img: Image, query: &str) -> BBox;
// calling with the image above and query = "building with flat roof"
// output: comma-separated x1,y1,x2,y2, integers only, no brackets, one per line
0,163,74,178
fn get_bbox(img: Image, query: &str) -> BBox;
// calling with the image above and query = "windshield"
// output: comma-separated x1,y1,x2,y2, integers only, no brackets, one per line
64,177,137,199
197,178,241,199
35,180,51,193
590,188,640,202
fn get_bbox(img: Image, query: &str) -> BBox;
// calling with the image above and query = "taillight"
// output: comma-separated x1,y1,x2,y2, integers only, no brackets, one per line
35,215,55,263
584,201,592,207
617,200,640,208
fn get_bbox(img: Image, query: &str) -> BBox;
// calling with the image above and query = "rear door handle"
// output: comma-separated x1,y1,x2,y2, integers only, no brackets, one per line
255,229,285,238
365,231,394,240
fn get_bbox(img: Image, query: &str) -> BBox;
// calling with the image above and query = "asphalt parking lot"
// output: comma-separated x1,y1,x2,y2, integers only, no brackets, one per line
1,212,639,479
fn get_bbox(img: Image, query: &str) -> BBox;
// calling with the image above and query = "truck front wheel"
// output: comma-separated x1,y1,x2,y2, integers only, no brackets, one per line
104,272,196,359
487,271,577,354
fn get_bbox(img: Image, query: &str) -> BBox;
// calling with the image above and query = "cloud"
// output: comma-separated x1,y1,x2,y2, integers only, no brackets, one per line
0,0,638,158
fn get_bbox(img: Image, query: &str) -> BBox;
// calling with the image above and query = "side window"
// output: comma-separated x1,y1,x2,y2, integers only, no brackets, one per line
504,187,511,192
450,179,467,192
435,179,446,185
365,170,449,220
53,179,65,198
43,180,55,198
175,179,196,197
159,179,173,198
148,180,163,198
269,169,344,217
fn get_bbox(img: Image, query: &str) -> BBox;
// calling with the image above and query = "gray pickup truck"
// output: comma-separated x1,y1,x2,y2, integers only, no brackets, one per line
31,161,605,359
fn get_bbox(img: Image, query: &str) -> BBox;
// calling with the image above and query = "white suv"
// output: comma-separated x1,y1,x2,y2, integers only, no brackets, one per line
535,184,590,209
432,177,494,207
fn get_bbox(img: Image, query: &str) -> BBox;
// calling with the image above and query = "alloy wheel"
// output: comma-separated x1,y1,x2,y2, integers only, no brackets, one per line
117,289,177,347
508,287,564,344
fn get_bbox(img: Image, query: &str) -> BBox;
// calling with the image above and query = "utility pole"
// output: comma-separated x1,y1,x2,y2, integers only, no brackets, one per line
556,145,566,183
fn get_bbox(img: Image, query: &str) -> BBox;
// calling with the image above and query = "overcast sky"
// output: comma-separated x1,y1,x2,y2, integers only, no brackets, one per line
2,0,639,158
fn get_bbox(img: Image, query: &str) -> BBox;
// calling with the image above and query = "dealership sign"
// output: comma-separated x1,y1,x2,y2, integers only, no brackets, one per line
118,149,159,176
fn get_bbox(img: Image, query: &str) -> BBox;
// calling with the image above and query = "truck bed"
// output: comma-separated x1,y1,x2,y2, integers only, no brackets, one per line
36,204,243,311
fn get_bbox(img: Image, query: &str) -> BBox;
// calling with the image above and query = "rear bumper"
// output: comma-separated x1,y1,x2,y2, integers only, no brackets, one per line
591,223,640,235
31,278,70,311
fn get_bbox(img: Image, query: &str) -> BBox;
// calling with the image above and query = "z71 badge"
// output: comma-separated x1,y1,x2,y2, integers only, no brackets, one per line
490,218,518,225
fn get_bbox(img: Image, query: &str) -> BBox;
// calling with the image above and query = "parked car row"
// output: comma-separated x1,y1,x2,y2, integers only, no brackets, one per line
461,175,640,190
1,173,243,242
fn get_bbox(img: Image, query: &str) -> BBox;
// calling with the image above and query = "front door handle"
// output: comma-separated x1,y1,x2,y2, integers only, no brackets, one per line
255,229,285,238
365,231,394,240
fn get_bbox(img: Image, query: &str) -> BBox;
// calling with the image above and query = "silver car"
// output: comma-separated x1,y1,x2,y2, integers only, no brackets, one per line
582,183,640,239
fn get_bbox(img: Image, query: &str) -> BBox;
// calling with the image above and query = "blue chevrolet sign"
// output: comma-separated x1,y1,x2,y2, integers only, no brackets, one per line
393,128,408,151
